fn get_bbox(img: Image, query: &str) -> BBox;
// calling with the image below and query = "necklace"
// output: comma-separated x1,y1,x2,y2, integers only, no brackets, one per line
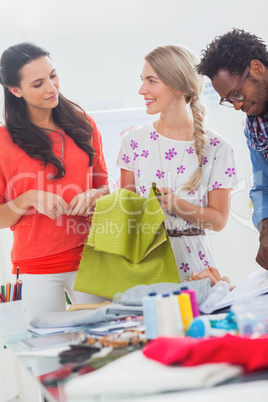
156,120,190,192
58,128,64,166
58,128,65,177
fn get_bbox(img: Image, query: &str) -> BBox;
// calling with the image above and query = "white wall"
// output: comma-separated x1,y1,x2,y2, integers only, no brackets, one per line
0,0,267,112
0,0,266,284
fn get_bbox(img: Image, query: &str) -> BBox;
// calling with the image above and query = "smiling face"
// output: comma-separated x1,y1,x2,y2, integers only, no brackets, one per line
212,64,268,116
9,55,59,116
138,60,179,115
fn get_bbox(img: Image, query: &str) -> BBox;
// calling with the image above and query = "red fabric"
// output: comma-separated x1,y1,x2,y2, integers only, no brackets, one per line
142,334,268,372
0,115,108,266
12,245,84,274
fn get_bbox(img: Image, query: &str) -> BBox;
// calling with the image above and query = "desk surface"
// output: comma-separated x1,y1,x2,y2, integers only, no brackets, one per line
2,330,268,402
1,330,141,402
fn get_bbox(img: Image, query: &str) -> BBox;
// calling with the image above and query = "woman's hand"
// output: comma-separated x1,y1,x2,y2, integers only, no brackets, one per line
157,187,231,232
67,189,100,217
28,190,69,220
184,267,232,288
157,187,177,213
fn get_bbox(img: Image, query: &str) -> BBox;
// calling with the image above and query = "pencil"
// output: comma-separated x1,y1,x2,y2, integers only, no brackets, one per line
0,293,6,303
1,285,5,299
18,280,22,300
12,283,17,301
6,282,11,302
16,266,20,301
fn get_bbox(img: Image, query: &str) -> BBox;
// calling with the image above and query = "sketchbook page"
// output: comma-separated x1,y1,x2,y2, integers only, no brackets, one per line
212,269,268,311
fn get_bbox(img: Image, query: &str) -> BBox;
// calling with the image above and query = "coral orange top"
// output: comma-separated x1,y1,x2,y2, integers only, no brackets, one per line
0,116,109,274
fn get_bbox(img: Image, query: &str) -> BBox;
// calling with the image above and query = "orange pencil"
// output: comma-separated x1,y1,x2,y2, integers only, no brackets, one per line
6,282,11,302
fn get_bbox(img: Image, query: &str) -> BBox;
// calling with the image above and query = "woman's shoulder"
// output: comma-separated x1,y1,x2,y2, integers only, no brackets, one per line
205,129,232,148
0,125,12,143
122,122,154,140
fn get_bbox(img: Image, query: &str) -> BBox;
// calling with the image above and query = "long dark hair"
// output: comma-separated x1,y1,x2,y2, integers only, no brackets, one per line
0,42,95,179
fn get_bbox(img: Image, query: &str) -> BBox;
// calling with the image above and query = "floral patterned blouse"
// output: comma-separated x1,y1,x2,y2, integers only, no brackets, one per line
116,122,237,281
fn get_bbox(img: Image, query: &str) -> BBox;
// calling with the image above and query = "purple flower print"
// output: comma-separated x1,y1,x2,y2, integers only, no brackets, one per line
186,146,194,154
180,262,190,273
130,140,138,150
138,169,140,178
225,168,236,177
188,188,197,195
141,150,149,158
165,148,177,160
122,154,130,164
187,246,192,253
177,165,185,174
134,152,139,161
199,195,205,204
150,131,159,140
139,186,146,194
212,181,222,190
210,137,220,146
156,170,165,179
203,157,208,165
198,251,205,260
204,260,210,268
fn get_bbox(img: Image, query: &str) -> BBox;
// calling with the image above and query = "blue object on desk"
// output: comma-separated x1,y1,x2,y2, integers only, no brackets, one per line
187,312,238,338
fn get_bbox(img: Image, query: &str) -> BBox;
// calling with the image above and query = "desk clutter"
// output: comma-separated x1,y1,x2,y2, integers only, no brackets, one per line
0,268,22,303
0,268,27,336
7,269,268,401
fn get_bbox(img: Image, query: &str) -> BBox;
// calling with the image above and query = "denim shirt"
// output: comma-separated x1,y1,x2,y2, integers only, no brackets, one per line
244,120,268,229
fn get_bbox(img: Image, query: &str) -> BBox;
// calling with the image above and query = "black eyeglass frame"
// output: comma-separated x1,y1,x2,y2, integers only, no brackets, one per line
219,66,250,107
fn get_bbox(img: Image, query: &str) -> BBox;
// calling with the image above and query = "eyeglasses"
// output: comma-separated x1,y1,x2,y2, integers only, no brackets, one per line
219,66,250,108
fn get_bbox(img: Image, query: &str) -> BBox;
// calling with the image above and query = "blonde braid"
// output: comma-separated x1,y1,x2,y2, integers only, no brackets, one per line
183,97,206,191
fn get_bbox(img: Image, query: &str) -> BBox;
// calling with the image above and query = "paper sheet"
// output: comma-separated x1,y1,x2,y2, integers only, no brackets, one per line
212,269,268,311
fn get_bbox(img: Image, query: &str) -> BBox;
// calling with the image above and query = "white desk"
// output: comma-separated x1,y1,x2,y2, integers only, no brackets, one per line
2,331,268,402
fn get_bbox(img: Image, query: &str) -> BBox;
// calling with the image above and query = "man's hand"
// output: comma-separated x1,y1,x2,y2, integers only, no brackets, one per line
256,218,268,269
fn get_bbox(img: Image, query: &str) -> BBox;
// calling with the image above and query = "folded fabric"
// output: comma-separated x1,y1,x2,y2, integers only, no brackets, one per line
74,184,179,298
143,334,268,373
30,304,143,329
114,277,212,306
65,349,243,399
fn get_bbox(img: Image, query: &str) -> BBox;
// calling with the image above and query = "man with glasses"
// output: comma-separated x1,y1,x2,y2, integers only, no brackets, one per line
197,29,268,270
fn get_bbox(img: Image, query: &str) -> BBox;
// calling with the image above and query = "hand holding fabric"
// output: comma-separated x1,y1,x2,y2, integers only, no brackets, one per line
29,190,68,220
67,189,100,216
157,187,177,215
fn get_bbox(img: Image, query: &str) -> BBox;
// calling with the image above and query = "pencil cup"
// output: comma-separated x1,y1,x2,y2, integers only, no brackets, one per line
0,300,28,337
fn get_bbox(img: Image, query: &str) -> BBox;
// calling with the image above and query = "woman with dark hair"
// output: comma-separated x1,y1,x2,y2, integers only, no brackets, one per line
0,42,110,321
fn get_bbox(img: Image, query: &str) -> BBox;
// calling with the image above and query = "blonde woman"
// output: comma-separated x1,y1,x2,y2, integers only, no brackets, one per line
116,45,237,281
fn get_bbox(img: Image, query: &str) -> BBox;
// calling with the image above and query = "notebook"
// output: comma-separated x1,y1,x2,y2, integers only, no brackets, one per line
212,269,268,312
